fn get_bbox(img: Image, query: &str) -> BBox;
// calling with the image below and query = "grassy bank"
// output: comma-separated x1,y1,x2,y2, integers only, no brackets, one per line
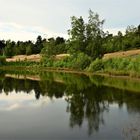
1,63,140,82
88,56,140,78
2,67,140,94
2,52,140,79
0,65,89,76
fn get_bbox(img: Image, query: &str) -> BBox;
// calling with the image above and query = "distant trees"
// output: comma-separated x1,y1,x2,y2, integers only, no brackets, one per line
34,36,44,54
41,37,67,57
103,25,140,53
0,40,5,55
124,26,140,49
4,40,15,57
0,35,67,58
0,36,46,58
25,41,34,55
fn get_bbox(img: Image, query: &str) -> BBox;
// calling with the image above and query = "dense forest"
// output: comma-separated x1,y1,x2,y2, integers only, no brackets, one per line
0,10,140,74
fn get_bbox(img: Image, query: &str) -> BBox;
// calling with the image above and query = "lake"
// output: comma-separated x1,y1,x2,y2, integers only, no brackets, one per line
0,71,140,140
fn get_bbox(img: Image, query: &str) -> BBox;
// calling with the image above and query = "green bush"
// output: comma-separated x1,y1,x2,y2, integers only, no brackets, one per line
88,58,104,72
41,53,91,70
88,56,140,74
102,58,130,71
0,56,6,65
53,60,67,68
41,56,54,67
69,53,92,70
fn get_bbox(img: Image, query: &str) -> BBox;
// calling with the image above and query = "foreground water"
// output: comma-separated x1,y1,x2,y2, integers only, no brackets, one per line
0,71,140,140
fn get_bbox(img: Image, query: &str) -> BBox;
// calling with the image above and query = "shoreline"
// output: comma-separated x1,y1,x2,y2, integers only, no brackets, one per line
1,65,140,82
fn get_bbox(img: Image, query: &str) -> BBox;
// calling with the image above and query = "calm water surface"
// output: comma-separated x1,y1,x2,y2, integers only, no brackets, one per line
0,72,140,140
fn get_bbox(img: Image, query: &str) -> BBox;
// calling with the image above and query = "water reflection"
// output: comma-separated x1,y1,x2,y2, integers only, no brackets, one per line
0,71,140,139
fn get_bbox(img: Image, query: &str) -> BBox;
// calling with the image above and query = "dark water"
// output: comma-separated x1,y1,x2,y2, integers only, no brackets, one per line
0,71,140,140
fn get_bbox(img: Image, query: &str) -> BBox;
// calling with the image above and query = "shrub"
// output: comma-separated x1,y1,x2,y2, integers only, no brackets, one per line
88,57,140,74
88,58,104,72
41,56,54,67
53,60,66,68
41,52,92,70
0,56,6,65
103,58,130,71
70,53,92,70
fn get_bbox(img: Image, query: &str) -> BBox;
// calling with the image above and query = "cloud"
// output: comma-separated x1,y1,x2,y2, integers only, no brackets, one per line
0,22,68,41
0,91,51,111
0,0,139,41
0,21,128,42
104,27,126,35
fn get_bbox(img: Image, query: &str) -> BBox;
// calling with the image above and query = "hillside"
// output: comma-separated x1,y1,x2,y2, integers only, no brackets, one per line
6,54,70,62
6,54,41,62
103,49,140,59
6,49,140,62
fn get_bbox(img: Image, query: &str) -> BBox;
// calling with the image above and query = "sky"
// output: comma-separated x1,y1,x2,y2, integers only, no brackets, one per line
0,0,139,41
0,91,50,111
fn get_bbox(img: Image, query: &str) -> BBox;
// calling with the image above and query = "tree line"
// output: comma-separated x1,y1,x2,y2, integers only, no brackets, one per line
0,36,67,58
0,10,140,62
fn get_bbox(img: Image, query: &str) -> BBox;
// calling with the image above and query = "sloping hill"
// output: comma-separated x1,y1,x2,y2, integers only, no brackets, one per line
103,49,140,59
6,49,140,62
6,54,70,62
6,54,41,62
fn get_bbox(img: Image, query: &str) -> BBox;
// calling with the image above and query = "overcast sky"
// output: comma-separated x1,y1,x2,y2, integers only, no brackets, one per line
0,0,139,41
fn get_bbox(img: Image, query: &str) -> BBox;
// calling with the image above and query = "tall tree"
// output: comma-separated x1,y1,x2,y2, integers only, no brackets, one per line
68,16,86,53
85,10,105,59
68,10,105,60
34,36,44,54
4,40,15,58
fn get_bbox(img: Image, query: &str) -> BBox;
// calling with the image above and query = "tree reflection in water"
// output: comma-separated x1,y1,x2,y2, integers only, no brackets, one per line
0,72,140,135
65,85,109,135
